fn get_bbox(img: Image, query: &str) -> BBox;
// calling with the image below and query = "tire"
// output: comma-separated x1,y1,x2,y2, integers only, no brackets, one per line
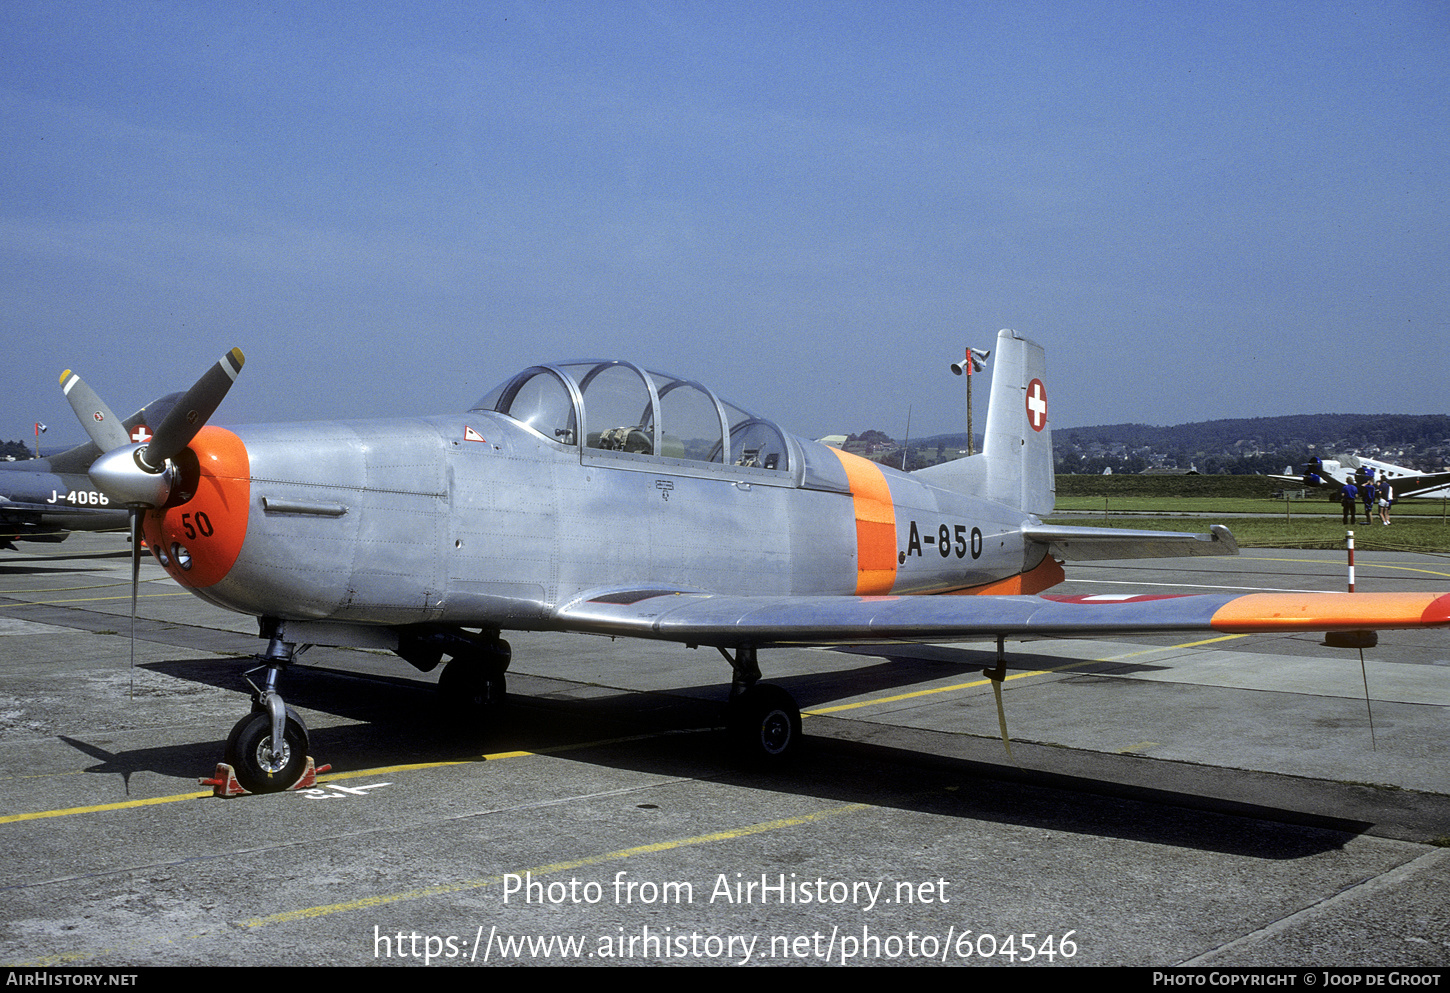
438,657,507,714
728,683,801,765
224,709,309,794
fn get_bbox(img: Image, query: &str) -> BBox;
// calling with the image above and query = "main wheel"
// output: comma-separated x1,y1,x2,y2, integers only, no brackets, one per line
728,683,801,765
438,656,508,714
224,709,309,794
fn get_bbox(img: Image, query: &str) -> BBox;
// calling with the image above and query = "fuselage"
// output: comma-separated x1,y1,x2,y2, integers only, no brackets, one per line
0,461,127,542
138,411,1051,629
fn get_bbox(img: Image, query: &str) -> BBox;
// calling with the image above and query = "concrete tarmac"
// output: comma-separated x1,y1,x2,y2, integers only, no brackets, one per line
1,532,1447,967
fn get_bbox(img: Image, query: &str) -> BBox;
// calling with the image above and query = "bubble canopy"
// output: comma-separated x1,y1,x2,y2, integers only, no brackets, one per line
472,360,789,471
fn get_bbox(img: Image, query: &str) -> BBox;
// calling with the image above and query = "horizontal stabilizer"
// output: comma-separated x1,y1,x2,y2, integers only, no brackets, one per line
1021,523,1238,560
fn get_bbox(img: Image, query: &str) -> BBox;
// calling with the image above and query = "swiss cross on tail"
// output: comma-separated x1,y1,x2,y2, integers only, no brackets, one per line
1026,378,1047,432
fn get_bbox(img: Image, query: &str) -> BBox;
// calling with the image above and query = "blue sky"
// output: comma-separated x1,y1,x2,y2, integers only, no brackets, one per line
3,1,1446,445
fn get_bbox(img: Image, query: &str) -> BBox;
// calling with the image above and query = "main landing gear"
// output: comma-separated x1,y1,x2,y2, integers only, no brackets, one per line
396,627,512,718
722,645,802,765
437,638,511,717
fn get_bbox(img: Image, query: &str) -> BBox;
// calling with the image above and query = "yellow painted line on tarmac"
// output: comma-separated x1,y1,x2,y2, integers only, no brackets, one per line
27,801,872,963
0,733,699,825
1239,555,1450,580
806,633,1249,716
241,802,870,929
0,582,138,594
0,790,215,823
806,669,1049,715
316,754,534,781
1172,634,1248,648
0,749,538,825
1094,633,1247,662
0,590,195,607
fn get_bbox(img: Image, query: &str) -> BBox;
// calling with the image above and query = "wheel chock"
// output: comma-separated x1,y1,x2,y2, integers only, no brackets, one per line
199,756,333,797
199,763,248,797
291,756,332,789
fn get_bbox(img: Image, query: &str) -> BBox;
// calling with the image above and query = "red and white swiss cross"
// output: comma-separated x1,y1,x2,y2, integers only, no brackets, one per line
1025,378,1048,432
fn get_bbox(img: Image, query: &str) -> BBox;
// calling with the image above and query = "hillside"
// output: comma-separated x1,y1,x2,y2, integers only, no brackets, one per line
845,413,1450,475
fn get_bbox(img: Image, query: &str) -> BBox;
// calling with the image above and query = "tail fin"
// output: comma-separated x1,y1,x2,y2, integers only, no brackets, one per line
915,329,1055,516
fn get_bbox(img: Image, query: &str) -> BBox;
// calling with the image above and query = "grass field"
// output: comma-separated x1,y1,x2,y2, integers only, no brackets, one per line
1054,495,1450,518
1049,475,1450,552
1044,511,1450,554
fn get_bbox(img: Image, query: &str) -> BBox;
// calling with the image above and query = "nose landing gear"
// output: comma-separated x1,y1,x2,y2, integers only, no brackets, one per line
210,633,326,795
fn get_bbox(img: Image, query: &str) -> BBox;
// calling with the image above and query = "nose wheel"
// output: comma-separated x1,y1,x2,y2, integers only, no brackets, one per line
217,632,317,794
224,707,310,794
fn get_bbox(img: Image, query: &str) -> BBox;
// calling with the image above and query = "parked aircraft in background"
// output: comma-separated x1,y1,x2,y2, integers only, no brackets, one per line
1271,456,1450,500
59,331,1450,792
0,394,179,549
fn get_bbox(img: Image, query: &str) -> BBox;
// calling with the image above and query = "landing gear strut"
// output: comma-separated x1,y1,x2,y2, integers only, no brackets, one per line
438,637,511,716
722,645,801,764
223,633,312,793
396,627,512,718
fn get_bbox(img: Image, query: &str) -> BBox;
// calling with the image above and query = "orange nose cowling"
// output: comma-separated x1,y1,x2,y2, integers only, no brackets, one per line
142,426,250,589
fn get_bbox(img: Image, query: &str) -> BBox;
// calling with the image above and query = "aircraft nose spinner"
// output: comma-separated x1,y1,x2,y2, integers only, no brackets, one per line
139,425,251,589
88,444,176,508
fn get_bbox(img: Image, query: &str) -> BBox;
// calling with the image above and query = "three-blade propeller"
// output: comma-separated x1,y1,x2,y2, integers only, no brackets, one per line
63,348,244,509
60,349,245,698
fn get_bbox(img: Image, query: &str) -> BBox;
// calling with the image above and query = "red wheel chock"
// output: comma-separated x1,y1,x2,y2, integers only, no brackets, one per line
199,757,333,797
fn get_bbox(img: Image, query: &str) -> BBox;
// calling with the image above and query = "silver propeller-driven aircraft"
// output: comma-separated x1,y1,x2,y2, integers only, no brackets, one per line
61,330,1450,792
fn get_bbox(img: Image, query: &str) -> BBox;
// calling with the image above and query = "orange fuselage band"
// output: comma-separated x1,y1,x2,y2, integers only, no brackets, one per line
830,448,898,596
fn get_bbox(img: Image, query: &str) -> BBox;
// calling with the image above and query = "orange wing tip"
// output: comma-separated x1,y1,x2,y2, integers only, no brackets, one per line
1211,592,1450,632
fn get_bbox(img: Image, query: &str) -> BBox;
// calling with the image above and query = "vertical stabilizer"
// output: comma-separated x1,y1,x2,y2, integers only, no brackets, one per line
916,329,1055,516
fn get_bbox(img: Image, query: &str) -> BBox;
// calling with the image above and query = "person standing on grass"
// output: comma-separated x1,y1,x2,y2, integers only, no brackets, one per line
1341,478,1359,525
1379,479,1393,525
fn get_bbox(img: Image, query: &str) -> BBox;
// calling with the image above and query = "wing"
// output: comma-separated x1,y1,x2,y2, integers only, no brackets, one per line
554,586,1450,647
1390,471,1450,499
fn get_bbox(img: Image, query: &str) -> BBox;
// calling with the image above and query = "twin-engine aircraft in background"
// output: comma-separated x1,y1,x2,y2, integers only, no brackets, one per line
1271,455,1450,501
60,330,1450,792
0,394,180,549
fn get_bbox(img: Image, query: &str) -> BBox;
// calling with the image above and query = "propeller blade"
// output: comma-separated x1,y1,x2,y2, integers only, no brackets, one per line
142,348,245,468
59,370,131,453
